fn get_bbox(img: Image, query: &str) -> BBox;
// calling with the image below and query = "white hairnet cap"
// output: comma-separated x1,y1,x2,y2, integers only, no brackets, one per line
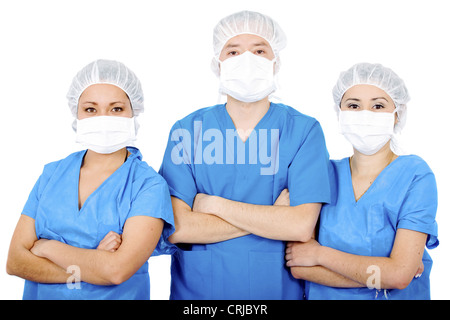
211,10,287,77
332,62,410,134
67,59,144,118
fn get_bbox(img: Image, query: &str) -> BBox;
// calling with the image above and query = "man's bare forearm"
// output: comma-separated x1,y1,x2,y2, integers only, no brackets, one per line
169,205,250,244
199,195,321,242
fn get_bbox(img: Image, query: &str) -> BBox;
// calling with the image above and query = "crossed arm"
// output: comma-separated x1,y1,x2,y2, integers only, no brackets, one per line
285,228,427,290
168,185,426,291
7,214,163,286
168,189,322,244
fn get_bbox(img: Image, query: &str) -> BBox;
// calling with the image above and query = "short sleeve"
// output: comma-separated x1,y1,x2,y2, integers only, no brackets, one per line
288,120,331,206
21,162,58,219
397,166,439,249
129,177,176,255
21,176,42,219
159,121,198,208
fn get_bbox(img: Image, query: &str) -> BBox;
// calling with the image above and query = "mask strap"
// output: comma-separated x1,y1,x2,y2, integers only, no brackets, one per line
217,92,225,105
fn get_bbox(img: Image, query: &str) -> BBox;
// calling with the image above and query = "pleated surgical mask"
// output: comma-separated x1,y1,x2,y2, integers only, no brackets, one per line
219,51,276,103
76,116,136,154
339,110,395,155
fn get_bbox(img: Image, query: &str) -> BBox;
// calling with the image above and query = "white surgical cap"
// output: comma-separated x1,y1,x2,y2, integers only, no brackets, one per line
67,59,144,118
211,10,287,77
332,62,410,134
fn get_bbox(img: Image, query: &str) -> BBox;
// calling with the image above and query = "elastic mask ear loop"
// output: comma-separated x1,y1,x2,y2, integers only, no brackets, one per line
269,59,283,103
337,106,345,129
216,58,226,105
390,106,405,155
393,107,400,131
269,79,282,103
216,93,226,105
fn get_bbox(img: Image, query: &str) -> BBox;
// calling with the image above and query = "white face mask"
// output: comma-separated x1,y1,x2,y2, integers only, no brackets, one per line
339,110,395,155
219,51,276,103
76,116,136,154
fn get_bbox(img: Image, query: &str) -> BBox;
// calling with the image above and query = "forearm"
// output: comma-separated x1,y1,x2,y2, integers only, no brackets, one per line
37,216,163,286
287,230,427,290
169,209,249,244
318,246,412,290
290,265,363,288
7,246,70,284
7,215,70,284
37,240,120,285
211,197,319,241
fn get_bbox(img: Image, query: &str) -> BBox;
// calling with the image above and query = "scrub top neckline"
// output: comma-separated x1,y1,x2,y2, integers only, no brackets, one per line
345,154,403,204
221,102,274,144
76,148,133,212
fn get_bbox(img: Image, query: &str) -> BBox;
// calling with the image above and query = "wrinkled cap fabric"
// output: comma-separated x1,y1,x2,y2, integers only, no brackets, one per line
332,62,410,133
67,59,144,118
211,10,287,77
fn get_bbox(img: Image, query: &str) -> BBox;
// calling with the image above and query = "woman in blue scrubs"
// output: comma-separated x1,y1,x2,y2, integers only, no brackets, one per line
159,11,330,300
6,60,175,300
285,63,439,300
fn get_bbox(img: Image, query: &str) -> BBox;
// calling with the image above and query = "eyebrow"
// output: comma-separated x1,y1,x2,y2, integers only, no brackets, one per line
224,42,269,49
224,43,240,49
344,97,389,102
372,97,389,102
79,101,127,105
253,42,269,47
79,101,97,105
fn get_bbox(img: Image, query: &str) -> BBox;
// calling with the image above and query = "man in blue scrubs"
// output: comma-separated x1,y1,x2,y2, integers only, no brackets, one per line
159,11,331,300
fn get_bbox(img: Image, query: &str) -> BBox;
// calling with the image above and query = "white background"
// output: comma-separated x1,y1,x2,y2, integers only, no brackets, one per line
0,0,448,300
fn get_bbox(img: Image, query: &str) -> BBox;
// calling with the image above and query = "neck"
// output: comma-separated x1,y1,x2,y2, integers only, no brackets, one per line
83,148,128,170
225,95,270,127
350,142,397,177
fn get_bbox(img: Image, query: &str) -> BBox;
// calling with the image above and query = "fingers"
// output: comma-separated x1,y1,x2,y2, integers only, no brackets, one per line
285,242,294,265
415,261,424,278
97,231,122,252
98,231,120,246
275,189,290,206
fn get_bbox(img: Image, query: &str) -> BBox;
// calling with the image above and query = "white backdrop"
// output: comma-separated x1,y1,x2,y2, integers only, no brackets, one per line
0,0,448,300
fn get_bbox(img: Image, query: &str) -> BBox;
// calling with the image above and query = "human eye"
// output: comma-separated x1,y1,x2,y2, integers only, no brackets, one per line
111,106,124,113
372,104,385,110
84,107,96,113
227,50,239,56
255,49,265,55
346,103,360,110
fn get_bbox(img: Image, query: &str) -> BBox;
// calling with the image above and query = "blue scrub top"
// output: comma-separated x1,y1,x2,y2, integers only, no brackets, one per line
159,103,331,299
21,147,175,300
306,155,439,300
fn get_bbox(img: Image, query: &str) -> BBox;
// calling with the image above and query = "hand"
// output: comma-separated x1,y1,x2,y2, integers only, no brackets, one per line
285,239,321,267
30,238,51,258
415,261,424,278
97,231,122,252
274,189,290,206
193,193,216,214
